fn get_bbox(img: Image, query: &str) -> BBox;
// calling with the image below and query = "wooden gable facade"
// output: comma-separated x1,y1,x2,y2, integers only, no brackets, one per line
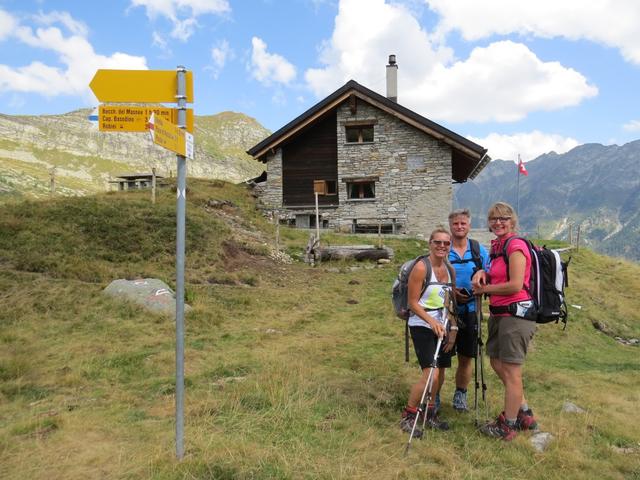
282,111,338,207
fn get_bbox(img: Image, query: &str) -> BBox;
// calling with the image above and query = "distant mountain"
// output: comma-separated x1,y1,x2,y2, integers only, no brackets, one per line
455,141,640,260
0,109,269,200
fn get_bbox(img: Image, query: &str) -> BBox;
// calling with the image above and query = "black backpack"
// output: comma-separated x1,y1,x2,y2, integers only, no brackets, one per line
391,256,456,361
493,237,570,328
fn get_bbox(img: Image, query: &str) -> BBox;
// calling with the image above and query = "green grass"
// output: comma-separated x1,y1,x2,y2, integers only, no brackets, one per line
0,180,638,479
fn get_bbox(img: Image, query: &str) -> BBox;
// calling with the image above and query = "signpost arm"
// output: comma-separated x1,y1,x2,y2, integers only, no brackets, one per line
175,65,187,461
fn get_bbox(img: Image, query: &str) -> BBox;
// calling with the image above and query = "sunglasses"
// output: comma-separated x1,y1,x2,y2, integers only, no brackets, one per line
489,216,512,223
430,240,451,246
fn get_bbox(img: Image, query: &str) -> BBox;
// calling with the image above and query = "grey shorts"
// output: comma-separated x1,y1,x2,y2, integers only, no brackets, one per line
486,315,536,364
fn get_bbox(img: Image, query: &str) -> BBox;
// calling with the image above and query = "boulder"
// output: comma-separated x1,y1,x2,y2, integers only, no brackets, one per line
530,432,554,452
562,402,586,414
103,278,191,316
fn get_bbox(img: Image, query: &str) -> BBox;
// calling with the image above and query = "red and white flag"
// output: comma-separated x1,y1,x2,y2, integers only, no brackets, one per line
518,155,528,176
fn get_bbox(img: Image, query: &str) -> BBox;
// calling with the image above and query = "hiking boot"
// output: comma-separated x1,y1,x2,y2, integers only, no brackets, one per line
517,408,538,430
425,413,450,431
400,409,423,439
425,408,450,431
498,408,539,431
452,390,469,412
479,416,517,441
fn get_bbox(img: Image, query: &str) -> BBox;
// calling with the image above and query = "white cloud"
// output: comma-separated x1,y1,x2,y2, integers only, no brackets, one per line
271,90,287,106
0,9,17,40
305,0,597,123
305,0,453,97
152,31,173,57
427,0,640,64
206,39,231,79
249,37,296,86
0,10,147,101
34,10,89,37
468,131,580,162
211,39,230,67
130,0,230,41
170,17,197,41
404,41,598,123
623,120,640,132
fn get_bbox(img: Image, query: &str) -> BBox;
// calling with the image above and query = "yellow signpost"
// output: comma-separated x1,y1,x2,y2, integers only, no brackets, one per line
89,69,194,103
89,67,193,459
98,105,194,133
149,114,194,159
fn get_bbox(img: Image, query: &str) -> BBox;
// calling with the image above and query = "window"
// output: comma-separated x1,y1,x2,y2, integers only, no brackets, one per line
345,125,374,143
325,180,337,195
347,181,375,199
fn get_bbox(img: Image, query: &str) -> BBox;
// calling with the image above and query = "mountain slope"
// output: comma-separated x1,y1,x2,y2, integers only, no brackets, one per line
455,141,640,260
0,109,269,200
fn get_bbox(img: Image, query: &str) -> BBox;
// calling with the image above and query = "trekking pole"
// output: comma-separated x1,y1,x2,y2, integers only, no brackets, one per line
475,294,489,425
404,289,451,455
474,311,479,425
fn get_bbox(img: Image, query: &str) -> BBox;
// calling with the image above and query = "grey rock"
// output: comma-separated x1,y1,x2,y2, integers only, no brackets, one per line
562,402,586,414
530,432,554,452
103,278,191,316
611,445,639,454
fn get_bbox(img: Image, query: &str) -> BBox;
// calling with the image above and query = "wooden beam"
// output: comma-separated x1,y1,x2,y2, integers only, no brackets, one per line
349,94,357,114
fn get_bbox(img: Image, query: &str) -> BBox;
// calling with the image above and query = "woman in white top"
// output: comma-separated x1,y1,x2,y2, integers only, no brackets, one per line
400,227,458,437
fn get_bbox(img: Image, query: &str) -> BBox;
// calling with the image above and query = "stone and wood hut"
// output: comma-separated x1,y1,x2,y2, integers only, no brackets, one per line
247,56,490,235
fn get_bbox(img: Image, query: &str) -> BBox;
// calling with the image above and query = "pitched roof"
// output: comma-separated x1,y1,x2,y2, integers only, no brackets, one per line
247,80,490,182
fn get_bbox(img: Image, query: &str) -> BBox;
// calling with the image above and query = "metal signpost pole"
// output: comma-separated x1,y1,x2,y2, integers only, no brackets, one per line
175,65,187,460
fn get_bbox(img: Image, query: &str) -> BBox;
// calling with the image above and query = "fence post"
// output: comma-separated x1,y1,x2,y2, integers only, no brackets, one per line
275,212,280,252
568,223,573,246
49,168,56,197
151,167,157,204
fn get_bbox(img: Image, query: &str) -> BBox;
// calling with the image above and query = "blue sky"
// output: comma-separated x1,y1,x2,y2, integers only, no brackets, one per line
2,0,640,162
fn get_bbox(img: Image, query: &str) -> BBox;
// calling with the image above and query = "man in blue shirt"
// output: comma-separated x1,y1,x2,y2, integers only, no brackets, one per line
448,209,490,411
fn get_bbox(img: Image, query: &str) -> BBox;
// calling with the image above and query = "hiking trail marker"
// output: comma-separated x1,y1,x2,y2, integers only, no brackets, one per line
148,113,194,159
98,105,194,133
89,67,193,460
89,69,193,103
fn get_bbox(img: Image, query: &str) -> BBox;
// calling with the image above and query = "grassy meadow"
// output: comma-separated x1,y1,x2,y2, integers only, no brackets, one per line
0,180,638,479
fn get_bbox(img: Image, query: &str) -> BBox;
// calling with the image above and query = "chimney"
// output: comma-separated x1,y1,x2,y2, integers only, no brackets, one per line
386,54,398,102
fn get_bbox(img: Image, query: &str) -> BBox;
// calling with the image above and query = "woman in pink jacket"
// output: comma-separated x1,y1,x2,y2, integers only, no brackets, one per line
472,202,538,441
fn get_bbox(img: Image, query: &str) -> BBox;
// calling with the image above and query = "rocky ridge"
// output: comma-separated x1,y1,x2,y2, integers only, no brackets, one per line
0,109,269,200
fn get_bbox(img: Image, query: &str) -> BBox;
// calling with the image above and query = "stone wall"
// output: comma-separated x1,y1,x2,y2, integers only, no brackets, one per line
260,148,282,210
260,99,453,235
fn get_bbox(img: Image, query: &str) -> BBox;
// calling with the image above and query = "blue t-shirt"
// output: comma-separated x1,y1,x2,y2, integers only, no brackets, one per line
449,239,490,313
